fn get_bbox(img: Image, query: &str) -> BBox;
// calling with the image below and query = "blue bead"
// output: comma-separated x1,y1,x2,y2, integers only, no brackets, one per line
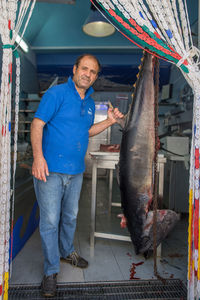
151,19,157,28
139,11,145,19
165,29,173,39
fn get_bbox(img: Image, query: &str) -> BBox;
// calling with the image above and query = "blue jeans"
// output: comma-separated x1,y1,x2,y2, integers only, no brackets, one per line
33,172,83,276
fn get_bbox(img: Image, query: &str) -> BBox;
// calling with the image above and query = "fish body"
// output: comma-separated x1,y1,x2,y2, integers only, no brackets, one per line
119,52,179,254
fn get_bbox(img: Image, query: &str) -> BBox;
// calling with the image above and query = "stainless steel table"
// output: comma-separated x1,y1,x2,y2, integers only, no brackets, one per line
89,151,166,251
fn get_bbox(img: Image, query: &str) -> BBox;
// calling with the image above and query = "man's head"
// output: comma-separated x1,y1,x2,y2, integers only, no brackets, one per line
73,54,101,91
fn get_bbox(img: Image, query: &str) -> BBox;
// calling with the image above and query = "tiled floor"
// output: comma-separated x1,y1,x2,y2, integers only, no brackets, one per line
10,177,188,287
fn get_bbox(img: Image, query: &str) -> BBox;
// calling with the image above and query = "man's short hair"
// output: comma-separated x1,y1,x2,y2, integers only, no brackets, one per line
74,54,101,73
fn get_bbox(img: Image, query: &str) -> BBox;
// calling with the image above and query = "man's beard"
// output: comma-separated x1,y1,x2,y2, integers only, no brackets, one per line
78,76,91,89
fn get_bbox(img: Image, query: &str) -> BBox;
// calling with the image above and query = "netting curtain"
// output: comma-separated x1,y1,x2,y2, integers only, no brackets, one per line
92,0,200,298
0,1,36,299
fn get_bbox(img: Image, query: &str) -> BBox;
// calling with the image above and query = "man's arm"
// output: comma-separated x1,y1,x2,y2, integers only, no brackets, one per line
31,118,49,182
89,107,124,137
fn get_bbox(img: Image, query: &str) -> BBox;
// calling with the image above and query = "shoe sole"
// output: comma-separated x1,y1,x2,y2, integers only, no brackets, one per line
41,291,56,297
60,258,88,269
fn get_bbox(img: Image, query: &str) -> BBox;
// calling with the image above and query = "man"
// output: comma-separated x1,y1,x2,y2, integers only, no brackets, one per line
31,54,124,297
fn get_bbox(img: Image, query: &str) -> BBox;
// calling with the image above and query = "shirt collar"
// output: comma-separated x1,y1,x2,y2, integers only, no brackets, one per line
67,76,94,99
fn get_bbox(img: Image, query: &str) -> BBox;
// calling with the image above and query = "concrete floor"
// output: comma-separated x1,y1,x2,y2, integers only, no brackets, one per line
10,177,188,286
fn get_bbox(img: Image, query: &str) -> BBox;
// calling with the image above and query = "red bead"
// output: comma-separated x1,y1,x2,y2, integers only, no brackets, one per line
195,158,199,169
154,32,161,39
194,199,199,249
195,148,199,169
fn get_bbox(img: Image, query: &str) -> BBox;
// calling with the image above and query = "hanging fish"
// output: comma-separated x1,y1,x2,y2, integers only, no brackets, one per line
118,51,179,255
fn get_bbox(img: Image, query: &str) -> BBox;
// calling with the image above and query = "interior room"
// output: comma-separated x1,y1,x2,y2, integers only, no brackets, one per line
0,0,199,298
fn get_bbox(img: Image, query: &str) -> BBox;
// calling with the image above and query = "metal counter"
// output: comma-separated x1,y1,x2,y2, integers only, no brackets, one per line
89,152,166,251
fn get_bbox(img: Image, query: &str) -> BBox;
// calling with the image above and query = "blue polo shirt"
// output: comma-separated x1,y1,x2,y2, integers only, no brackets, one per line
34,77,95,174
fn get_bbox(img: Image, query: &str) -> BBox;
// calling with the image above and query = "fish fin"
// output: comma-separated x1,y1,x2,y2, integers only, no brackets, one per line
117,214,127,228
140,210,179,254
107,100,126,129
115,117,126,128
116,111,130,129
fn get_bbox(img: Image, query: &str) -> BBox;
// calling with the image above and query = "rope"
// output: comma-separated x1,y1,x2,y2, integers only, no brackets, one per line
96,1,200,297
0,1,36,298
153,55,165,282
95,0,189,73
2,44,19,58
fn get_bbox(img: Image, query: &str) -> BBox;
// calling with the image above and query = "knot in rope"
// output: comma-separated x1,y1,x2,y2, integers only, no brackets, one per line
2,44,19,58
177,46,200,69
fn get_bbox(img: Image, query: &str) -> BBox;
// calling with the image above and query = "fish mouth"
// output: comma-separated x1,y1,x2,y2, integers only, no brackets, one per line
138,210,179,255
136,236,152,254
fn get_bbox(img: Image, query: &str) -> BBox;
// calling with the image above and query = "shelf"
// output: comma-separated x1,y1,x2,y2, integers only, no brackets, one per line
12,121,32,124
20,99,40,102
13,110,35,113
159,103,178,106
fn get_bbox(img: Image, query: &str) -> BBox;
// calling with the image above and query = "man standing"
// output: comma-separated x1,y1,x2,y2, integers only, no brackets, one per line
31,54,123,297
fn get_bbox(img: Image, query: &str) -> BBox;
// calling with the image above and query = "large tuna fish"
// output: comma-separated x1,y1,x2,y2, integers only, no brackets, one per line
118,52,179,255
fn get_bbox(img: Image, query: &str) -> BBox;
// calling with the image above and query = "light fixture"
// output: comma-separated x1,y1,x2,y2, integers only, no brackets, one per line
15,34,29,53
82,4,115,37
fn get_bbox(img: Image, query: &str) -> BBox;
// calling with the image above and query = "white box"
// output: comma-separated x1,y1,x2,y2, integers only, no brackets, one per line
161,136,189,156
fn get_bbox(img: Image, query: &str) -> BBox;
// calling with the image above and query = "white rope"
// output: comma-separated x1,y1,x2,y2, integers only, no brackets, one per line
97,1,200,299
147,0,184,56
176,49,192,67
183,0,193,49
9,56,20,278
170,0,183,41
163,0,185,50
17,0,36,42
178,0,191,51
0,1,36,298
136,0,164,39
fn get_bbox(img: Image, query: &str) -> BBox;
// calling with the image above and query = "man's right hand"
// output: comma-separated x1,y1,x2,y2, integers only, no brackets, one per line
32,156,49,182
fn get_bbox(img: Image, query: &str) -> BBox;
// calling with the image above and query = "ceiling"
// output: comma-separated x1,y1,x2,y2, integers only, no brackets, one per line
22,0,198,92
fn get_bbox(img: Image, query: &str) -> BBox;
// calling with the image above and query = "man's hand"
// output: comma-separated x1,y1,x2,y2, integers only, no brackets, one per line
31,118,48,182
107,107,124,125
32,156,49,182
89,106,124,137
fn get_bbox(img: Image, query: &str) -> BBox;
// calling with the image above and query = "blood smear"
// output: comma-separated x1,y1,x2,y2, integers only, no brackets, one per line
130,261,144,280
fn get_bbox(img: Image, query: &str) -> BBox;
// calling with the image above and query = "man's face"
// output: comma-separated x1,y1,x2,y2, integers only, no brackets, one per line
73,56,99,90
